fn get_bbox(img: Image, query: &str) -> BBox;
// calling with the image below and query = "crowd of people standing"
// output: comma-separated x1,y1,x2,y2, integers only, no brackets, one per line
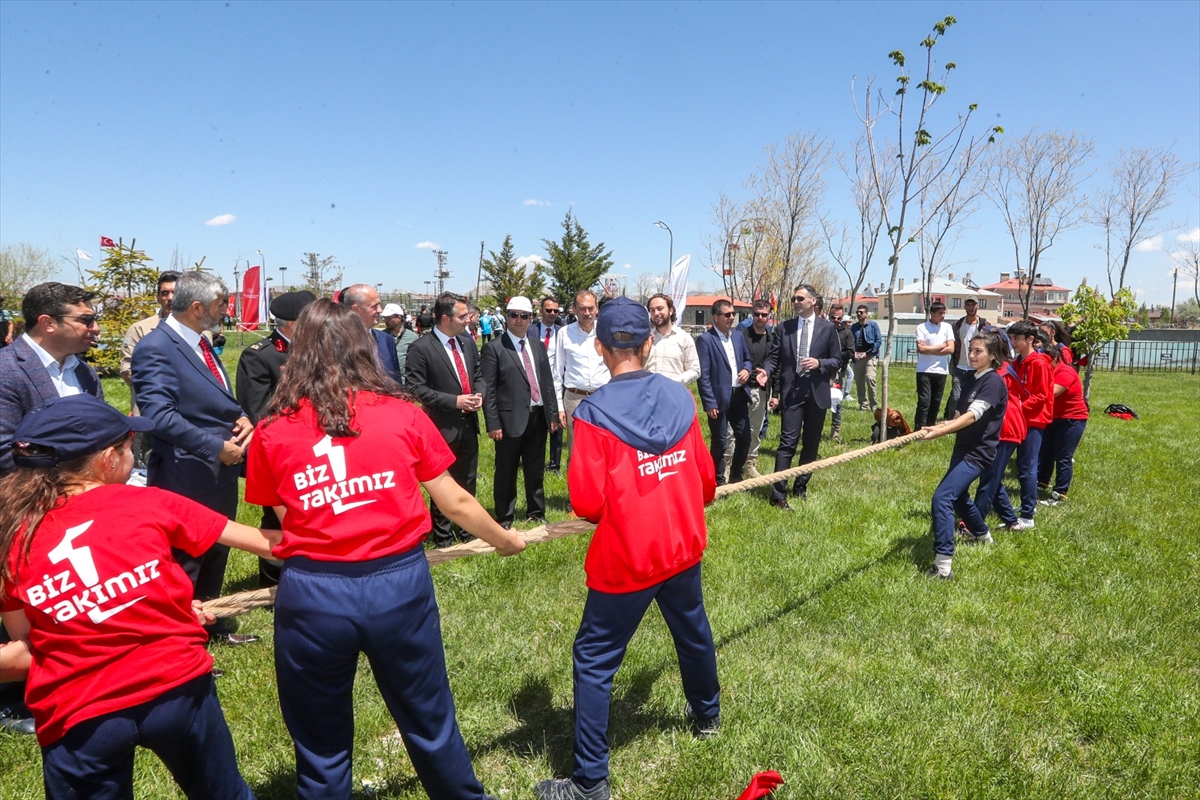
0,274,1090,799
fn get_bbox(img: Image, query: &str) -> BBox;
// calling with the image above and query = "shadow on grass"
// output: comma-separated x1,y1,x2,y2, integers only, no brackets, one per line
473,534,926,770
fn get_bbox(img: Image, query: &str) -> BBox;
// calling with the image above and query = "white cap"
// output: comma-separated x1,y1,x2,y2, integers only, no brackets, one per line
382,303,405,317
506,296,533,313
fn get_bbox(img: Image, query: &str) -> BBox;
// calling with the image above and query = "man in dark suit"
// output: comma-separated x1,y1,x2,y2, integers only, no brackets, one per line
530,296,565,473
481,296,561,528
758,283,842,508
341,283,402,383
236,290,316,586
0,282,103,475
0,281,103,736
132,271,256,644
696,298,753,486
404,291,483,548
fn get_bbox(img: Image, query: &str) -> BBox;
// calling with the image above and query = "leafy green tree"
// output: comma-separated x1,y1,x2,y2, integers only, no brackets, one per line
480,234,544,306
1135,304,1150,327
0,242,57,301
1173,298,1200,327
542,211,614,302
85,239,159,375
1059,283,1140,402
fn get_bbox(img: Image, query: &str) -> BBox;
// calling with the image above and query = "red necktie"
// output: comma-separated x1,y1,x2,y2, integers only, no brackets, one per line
521,340,541,404
543,325,551,349
199,337,226,388
448,338,471,393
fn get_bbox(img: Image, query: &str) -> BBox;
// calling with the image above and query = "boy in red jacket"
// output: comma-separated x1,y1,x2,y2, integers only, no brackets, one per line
535,297,720,800
1009,320,1054,529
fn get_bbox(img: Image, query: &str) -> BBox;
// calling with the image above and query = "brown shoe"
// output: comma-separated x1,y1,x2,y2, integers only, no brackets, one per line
769,499,792,511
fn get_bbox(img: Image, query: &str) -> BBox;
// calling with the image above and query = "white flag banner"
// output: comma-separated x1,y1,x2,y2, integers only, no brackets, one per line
77,248,92,261
667,254,691,319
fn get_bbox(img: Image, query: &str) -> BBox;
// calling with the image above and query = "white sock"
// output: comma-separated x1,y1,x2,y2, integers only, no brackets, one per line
935,554,953,576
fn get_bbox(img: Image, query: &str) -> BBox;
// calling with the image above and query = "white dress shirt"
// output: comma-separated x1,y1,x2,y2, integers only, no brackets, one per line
715,328,739,388
20,333,84,397
552,322,610,406
165,315,229,390
645,325,701,384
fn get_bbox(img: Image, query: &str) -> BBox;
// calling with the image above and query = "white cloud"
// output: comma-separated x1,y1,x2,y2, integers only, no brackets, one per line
1134,235,1164,252
623,263,633,270
523,199,551,207
416,241,440,250
205,213,236,226
517,254,547,268
1178,227,1200,244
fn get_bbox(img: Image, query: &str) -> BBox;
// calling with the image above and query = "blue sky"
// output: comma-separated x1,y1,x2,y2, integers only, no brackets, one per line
2,0,1197,306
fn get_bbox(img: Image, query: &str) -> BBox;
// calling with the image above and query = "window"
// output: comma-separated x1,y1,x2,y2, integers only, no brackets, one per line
979,299,988,309
951,297,962,308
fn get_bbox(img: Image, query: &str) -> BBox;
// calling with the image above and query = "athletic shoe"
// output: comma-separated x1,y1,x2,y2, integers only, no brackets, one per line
534,778,611,800
923,565,954,580
684,702,721,740
1039,491,1067,507
1008,518,1035,531
962,531,995,545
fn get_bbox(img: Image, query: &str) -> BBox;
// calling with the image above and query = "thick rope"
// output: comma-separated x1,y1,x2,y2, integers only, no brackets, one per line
202,429,929,618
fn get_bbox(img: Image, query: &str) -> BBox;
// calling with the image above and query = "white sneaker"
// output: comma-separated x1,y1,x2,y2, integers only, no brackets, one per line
1039,491,1066,507
1009,518,1035,531
963,531,995,545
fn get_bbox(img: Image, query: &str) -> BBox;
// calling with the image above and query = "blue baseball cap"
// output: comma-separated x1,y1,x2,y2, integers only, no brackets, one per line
596,296,652,349
12,395,155,468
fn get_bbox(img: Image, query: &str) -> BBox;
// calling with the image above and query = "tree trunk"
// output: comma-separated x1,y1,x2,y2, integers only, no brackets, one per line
1082,359,1095,404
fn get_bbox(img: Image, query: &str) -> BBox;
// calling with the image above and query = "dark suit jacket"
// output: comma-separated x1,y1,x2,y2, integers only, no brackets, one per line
236,331,289,425
762,315,842,410
372,327,403,383
695,327,753,413
529,320,563,352
480,332,559,437
404,330,481,443
0,337,103,474
131,321,244,492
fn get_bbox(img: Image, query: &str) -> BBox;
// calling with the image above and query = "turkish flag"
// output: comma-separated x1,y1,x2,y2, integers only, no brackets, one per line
239,267,261,331
736,771,784,800
100,236,116,248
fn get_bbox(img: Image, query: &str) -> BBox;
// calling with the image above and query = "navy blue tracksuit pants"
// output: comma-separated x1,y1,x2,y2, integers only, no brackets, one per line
975,440,1019,527
571,562,720,787
274,546,489,800
931,456,987,557
41,674,252,800
1016,426,1044,518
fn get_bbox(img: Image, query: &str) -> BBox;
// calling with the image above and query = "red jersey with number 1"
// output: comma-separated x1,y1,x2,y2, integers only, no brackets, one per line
245,392,455,561
0,485,225,746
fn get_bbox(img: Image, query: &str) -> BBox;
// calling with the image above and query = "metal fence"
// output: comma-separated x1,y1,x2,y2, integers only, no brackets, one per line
881,334,1199,373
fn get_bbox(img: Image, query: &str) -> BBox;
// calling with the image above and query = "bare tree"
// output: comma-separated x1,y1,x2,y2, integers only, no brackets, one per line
915,145,986,313
1167,227,1200,306
633,271,665,303
1,243,57,299
854,15,1002,439
301,252,339,296
821,135,894,314
1092,145,1197,295
985,129,1095,318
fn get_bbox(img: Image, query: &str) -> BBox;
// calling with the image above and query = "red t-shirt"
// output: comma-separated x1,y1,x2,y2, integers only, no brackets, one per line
999,365,1027,444
1,485,225,746
1052,363,1089,420
245,392,455,561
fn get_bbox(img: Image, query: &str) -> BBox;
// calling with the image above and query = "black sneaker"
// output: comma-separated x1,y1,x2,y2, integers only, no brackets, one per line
923,566,955,581
0,706,36,735
533,778,611,800
684,702,721,740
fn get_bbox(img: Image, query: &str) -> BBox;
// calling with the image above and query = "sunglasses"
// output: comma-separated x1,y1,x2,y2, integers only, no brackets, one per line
791,296,808,304
715,311,736,318
58,314,102,326
753,312,770,318
508,312,532,320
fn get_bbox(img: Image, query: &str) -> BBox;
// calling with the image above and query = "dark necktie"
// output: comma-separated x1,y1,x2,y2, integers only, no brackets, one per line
199,337,227,388
521,340,541,404
448,338,471,393
797,319,810,376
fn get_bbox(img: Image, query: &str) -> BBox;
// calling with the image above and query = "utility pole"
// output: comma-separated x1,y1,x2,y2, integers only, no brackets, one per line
1171,267,1178,326
433,249,449,294
475,240,485,302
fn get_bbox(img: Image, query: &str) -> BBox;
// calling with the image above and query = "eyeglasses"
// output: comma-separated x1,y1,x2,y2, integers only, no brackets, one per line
508,312,532,320
753,312,770,318
716,312,736,318
542,308,559,315
791,296,808,304
58,314,101,326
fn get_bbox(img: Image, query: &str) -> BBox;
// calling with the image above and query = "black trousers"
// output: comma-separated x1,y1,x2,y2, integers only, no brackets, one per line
708,390,750,485
915,372,948,430
942,368,972,420
773,390,827,501
547,427,564,470
258,505,283,587
428,429,479,547
493,410,549,525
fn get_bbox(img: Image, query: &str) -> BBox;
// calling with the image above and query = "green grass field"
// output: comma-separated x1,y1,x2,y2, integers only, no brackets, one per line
3,342,1198,799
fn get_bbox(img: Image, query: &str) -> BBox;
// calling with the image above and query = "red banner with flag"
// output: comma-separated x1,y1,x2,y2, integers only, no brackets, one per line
100,236,115,248
239,267,262,331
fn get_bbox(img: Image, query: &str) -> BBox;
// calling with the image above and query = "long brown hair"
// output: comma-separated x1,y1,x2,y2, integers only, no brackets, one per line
266,298,414,437
0,452,102,596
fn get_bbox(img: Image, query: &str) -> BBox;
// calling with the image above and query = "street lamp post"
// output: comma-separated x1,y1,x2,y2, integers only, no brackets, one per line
653,221,673,278
279,265,287,292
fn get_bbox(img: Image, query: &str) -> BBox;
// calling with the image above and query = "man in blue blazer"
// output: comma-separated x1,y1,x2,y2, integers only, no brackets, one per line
341,284,402,382
758,284,842,508
696,298,753,485
132,271,255,644
0,283,103,476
